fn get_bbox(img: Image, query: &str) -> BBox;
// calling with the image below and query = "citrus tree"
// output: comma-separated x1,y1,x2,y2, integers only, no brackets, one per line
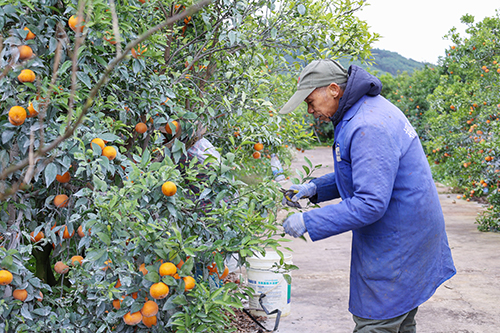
0,0,376,331
380,12,500,231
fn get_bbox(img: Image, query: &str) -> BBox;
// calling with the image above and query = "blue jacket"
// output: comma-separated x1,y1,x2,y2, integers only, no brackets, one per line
302,65,456,320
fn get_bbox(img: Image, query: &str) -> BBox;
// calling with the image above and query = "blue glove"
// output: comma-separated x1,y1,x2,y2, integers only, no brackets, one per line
283,213,307,238
281,182,317,207
289,183,317,202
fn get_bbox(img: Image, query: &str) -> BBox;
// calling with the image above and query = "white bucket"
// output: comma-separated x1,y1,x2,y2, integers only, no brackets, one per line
246,250,292,317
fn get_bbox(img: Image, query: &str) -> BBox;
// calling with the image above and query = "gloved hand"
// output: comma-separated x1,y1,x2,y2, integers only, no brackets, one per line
282,182,317,207
283,213,307,238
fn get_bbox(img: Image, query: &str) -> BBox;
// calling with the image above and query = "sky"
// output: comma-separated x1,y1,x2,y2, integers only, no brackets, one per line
355,1,500,64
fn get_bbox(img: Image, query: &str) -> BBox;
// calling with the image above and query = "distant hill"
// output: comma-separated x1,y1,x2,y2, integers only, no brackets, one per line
338,49,427,76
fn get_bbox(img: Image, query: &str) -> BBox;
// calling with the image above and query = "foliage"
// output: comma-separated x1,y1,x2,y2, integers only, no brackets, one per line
379,12,500,232
0,0,376,331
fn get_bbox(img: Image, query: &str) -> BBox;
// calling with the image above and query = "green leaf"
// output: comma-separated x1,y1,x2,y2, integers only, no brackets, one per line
76,71,92,89
96,232,110,246
44,163,58,186
0,255,14,269
145,271,160,283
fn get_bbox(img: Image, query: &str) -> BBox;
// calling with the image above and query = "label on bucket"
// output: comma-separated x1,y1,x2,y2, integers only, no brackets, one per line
248,276,288,313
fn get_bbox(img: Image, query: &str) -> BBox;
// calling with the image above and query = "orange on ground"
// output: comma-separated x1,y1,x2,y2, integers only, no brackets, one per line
54,261,69,274
161,181,177,196
0,270,13,285
165,120,180,134
17,69,36,83
23,27,36,40
141,300,159,317
91,138,105,150
252,151,261,159
68,15,84,32
254,143,264,151
13,289,28,301
30,231,44,242
71,255,83,266
112,299,121,310
135,122,147,133
102,146,117,160
159,262,177,276
54,194,69,208
183,276,196,292
56,171,71,183
149,282,169,299
8,106,27,126
27,102,38,118
123,311,142,325
139,263,148,275
18,45,33,60
62,225,74,239
142,315,157,328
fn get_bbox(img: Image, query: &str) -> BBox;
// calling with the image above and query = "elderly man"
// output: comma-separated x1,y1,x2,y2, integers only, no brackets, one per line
280,59,456,333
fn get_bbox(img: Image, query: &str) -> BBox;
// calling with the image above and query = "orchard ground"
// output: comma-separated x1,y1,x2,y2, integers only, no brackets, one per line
253,146,500,333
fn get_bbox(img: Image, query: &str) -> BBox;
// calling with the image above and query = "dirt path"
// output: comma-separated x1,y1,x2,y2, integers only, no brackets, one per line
263,146,500,333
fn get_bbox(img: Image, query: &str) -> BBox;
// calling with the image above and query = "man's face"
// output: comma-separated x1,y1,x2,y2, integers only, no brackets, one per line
304,83,343,122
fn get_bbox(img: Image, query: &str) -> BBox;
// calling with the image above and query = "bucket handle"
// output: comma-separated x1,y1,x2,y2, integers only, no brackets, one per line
243,293,281,332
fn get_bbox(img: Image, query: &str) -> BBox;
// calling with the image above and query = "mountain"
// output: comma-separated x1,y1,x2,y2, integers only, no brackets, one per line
338,49,427,76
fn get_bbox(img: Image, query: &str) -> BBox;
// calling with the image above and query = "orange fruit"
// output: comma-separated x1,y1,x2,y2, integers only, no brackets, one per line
71,255,83,266
68,15,84,32
8,106,27,126
183,276,196,292
139,263,148,275
102,259,112,271
18,45,33,60
17,69,36,83
54,194,69,208
176,259,184,269
165,120,180,134
123,311,142,325
12,289,28,301
30,231,44,242
91,138,105,150
36,291,43,302
253,143,264,151
141,300,159,317
27,102,38,118
131,45,147,59
56,171,71,183
0,270,13,285
62,225,75,239
131,291,138,299
218,265,229,279
159,262,177,277
77,225,91,237
252,151,261,159
23,27,36,40
207,262,218,274
161,181,177,196
142,315,157,328
54,261,69,274
149,282,169,299
102,146,117,160
115,279,122,288
135,122,147,133
112,299,121,310
103,31,117,45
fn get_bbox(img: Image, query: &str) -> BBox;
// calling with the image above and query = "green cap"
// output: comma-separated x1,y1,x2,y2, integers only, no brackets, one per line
279,59,348,114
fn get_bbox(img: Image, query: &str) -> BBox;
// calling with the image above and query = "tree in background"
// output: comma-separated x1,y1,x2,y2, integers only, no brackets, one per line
379,12,500,232
0,0,376,331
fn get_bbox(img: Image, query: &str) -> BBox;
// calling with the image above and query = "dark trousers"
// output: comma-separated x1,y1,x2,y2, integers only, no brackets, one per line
353,307,418,333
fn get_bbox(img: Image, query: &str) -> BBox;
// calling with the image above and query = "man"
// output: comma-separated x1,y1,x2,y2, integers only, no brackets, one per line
279,59,456,333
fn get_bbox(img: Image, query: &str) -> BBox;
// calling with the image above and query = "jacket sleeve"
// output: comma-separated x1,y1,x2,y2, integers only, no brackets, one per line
309,173,340,203
303,123,400,241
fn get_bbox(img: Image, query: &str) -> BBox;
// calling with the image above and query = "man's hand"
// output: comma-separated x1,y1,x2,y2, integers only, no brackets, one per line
283,213,307,238
293,182,317,200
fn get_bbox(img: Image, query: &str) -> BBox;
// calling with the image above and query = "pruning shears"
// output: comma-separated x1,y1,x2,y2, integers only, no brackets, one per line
280,188,301,208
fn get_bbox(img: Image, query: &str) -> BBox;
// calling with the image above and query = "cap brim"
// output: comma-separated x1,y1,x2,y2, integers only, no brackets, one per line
278,88,315,114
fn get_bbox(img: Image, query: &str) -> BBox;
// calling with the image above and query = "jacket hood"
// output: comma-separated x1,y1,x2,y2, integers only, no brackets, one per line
330,65,382,126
